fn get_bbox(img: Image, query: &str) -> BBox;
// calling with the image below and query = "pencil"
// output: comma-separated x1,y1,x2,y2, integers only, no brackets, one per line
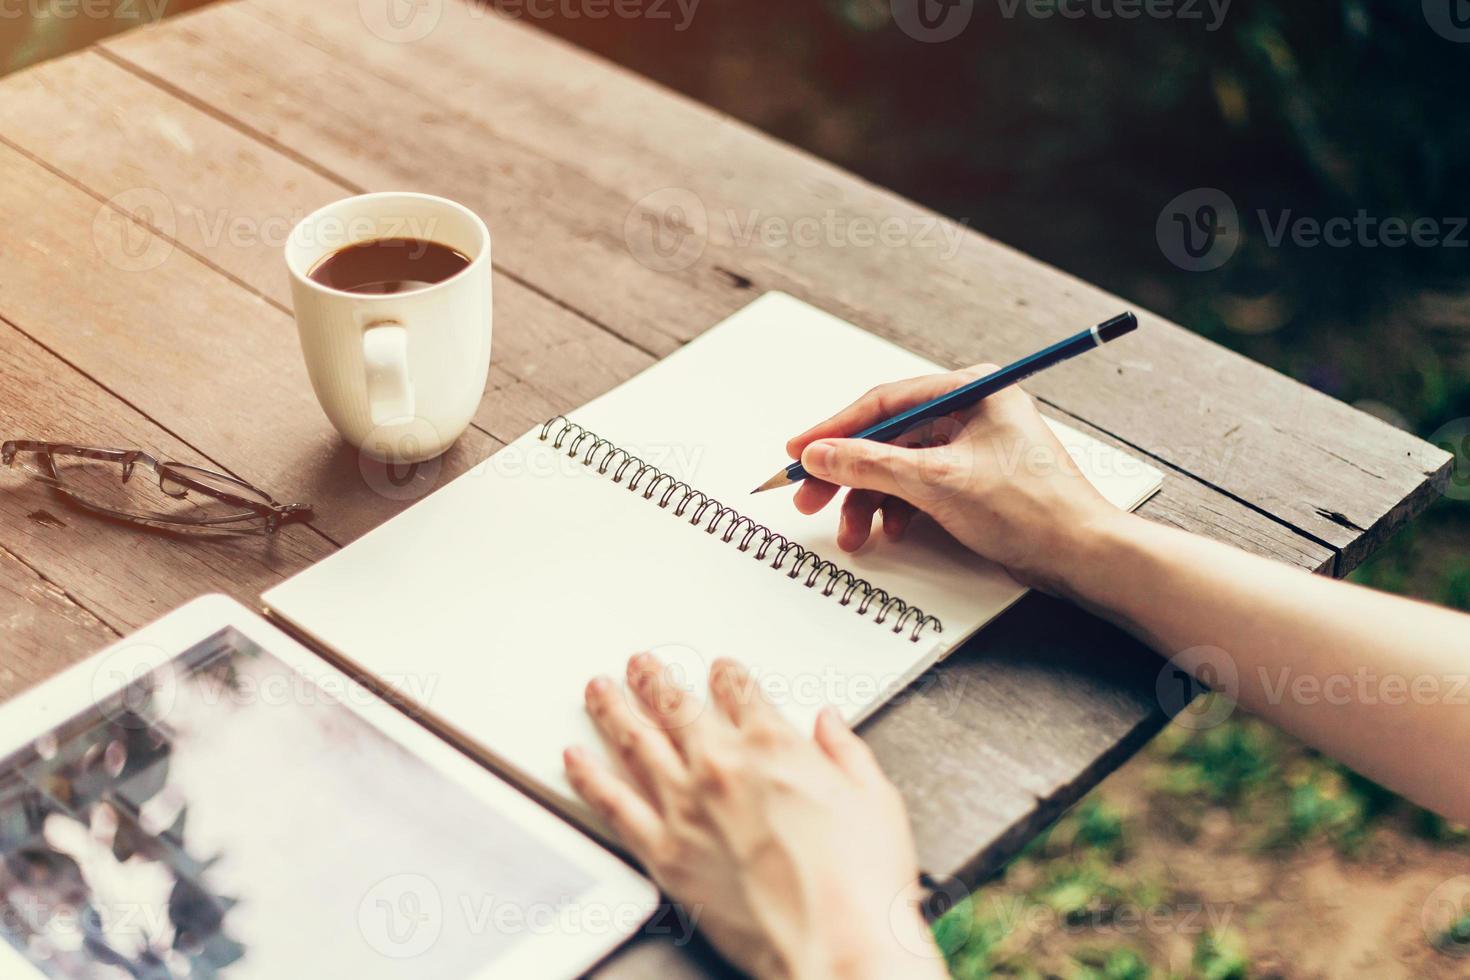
752,311,1139,493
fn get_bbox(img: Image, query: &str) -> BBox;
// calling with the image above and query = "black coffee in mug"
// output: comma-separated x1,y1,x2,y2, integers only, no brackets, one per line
307,237,472,295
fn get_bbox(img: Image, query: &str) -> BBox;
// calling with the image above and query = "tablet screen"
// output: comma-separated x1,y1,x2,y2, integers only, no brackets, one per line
0,625,635,979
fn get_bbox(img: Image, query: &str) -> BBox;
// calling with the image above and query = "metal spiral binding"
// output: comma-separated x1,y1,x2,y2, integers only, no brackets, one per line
539,416,944,642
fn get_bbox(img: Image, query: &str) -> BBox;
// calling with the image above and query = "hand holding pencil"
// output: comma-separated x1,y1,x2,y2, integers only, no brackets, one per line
773,314,1139,595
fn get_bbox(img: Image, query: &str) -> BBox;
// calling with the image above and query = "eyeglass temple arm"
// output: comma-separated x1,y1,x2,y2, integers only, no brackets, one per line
4,440,313,521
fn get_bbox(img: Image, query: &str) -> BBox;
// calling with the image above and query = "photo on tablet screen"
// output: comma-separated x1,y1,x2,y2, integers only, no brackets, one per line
0,625,627,979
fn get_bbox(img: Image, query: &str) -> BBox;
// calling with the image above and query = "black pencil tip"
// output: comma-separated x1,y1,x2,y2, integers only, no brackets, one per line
752,471,794,494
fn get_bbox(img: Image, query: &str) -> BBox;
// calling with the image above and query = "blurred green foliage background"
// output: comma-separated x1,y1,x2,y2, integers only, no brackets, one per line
532,0,1470,602
6,1,1467,975
523,2,1470,974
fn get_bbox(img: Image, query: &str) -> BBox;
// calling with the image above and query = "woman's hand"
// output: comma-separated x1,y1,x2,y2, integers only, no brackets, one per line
564,654,947,980
786,367,1470,826
787,366,1130,596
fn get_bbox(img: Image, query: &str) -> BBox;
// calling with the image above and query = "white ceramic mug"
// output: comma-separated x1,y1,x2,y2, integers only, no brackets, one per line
286,192,492,464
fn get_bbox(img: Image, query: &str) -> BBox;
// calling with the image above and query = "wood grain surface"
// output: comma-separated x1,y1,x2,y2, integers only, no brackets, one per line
0,2,1450,975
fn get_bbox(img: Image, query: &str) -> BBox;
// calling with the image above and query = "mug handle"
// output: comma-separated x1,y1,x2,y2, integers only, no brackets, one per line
362,319,415,426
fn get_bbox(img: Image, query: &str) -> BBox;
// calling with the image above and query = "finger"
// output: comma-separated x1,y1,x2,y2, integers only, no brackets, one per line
708,658,786,731
584,676,686,809
792,477,840,515
801,438,950,503
785,367,988,458
814,706,883,783
564,746,664,855
838,489,884,552
627,653,714,756
880,498,916,540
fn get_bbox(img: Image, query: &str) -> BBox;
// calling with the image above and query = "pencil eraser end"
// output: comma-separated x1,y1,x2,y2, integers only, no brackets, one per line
1097,312,1139,343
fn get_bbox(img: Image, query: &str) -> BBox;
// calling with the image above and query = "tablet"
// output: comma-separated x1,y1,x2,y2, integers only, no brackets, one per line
0,595,658,979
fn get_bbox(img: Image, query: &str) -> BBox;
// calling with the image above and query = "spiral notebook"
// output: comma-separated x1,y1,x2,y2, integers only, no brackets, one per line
264,293,1162,830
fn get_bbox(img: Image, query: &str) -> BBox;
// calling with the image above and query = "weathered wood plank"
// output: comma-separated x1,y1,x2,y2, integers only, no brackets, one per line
0,50,647,454
0,41,1333,898
1041,405,1333,574
103,0,1451,570
0,139,501,545
0,7,1435,976
0,540,117,700
0,50,1332,575
0,317,328,648
869,594,1167,883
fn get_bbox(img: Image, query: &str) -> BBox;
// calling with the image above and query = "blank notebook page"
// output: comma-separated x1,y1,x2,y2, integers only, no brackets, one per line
264,292,1162,821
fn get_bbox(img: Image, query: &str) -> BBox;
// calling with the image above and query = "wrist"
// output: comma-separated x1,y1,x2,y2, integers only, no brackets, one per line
1051,507,1150,608
811,889,947,980
816,920,946,980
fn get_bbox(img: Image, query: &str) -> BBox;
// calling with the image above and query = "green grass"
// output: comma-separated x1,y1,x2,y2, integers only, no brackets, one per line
1191,932,1249,980
936,711,1469,978
1072,947,1152,980
1437,912,1470,956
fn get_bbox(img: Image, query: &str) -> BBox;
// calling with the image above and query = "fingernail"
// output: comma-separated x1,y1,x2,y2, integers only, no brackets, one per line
803,441,833,474
587,677,611,700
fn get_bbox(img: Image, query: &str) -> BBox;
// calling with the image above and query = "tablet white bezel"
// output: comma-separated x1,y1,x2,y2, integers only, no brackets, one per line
0,593,659,980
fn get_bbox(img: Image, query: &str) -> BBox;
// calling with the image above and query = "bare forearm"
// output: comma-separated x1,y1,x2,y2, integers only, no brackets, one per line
1066,514,1470,823
789,373,1468,820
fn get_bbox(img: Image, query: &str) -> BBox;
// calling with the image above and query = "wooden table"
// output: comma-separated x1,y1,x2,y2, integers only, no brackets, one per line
0,1,1450,974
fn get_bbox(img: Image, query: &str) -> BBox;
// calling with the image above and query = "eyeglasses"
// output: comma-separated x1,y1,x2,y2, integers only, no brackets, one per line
2,441,313,535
